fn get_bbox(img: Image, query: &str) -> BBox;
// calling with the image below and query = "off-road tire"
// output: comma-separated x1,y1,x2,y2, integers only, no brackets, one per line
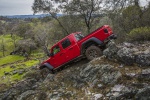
85,46,102,60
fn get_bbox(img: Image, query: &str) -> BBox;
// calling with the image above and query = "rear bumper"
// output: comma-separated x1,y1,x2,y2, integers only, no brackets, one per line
109,34,117,39
103,34,117,44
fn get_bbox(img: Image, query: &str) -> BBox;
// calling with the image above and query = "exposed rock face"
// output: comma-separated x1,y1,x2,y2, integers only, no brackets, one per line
75,62,122,87
0,78,38,100
0,58,122,100
0,41,150,100
117,47,135,65
103,41,119,60
44,73,55,82
103,41,150,67
135,87,150,100
135,54,150,67
93,94,103,100
137,68,150,81
17,90,38,100
108,85,138,100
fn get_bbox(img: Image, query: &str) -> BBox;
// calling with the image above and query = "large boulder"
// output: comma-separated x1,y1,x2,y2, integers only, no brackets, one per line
103,42,135,66
117,47,135,65
135,54,150,67
103,40,119,60
104,41,150,67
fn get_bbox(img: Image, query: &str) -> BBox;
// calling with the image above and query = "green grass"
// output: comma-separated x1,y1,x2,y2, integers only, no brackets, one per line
0,67,12,77
30,52,45,58
0,59,39,85
0,34,42,90
23,60,39,67
0,55,25,66
11,74,22,81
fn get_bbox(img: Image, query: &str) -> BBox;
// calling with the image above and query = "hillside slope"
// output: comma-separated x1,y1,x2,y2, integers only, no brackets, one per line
0,41,150,100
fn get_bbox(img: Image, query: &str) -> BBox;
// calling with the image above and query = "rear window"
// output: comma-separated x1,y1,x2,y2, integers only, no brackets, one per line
75,34,84,41
61,38,71,49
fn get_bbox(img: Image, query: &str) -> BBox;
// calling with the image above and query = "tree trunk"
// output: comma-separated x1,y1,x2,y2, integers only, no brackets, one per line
49,12,69,35
134,0,139,6
2,39,5,56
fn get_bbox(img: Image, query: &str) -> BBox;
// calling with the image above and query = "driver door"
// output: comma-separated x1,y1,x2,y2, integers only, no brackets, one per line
51,44,66,68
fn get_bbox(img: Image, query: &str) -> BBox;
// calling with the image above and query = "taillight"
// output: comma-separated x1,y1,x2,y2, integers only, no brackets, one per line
104,28,108,33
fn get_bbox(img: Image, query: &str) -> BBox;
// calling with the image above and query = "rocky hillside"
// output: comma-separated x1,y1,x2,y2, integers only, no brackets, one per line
0,41,150,100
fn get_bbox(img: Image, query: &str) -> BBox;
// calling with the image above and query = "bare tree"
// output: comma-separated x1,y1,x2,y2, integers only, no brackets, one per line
11,35,18,49
32,23,51,55
0,21,6,35
58,0,105,33
35,32,50,55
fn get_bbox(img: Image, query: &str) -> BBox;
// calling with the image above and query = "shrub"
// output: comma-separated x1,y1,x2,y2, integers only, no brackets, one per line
16,39,37,54
127,27,150,42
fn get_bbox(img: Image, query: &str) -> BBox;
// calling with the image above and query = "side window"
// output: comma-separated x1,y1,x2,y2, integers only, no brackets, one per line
52,45,60,55
61,38,71,49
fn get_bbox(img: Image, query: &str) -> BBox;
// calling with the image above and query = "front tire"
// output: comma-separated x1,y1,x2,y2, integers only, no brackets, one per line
85,46,102,60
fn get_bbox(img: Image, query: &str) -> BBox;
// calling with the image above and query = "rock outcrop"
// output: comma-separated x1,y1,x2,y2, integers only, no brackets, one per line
0,41,150,100
103,41,150,66
69,61,122,89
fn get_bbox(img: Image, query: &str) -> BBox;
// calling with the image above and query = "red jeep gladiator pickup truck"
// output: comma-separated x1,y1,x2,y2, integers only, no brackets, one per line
40,25,116,72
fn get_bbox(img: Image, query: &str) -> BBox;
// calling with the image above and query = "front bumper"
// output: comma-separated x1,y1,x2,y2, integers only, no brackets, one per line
39,63,54,70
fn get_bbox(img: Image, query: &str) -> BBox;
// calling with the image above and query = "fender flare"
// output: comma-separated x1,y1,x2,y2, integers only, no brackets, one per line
40,63,54,70
81,37,103,54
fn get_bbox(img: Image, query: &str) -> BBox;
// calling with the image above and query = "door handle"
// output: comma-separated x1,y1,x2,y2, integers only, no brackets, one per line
60,53,64,56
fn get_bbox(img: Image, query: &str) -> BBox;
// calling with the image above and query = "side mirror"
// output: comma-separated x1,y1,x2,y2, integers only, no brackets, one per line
47,53,54,57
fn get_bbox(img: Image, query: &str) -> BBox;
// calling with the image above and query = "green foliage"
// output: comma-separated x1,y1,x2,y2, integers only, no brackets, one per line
128,27,150,41
141,3,150,26
121,5,142,33
0,66,12,77
0,55,24,66
30,51,45,59
112,4,150,43
15,22,32,38
17,39,37,54
50,15,87,41
23,60,39,67
0,34,22,57
11,74,23,81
